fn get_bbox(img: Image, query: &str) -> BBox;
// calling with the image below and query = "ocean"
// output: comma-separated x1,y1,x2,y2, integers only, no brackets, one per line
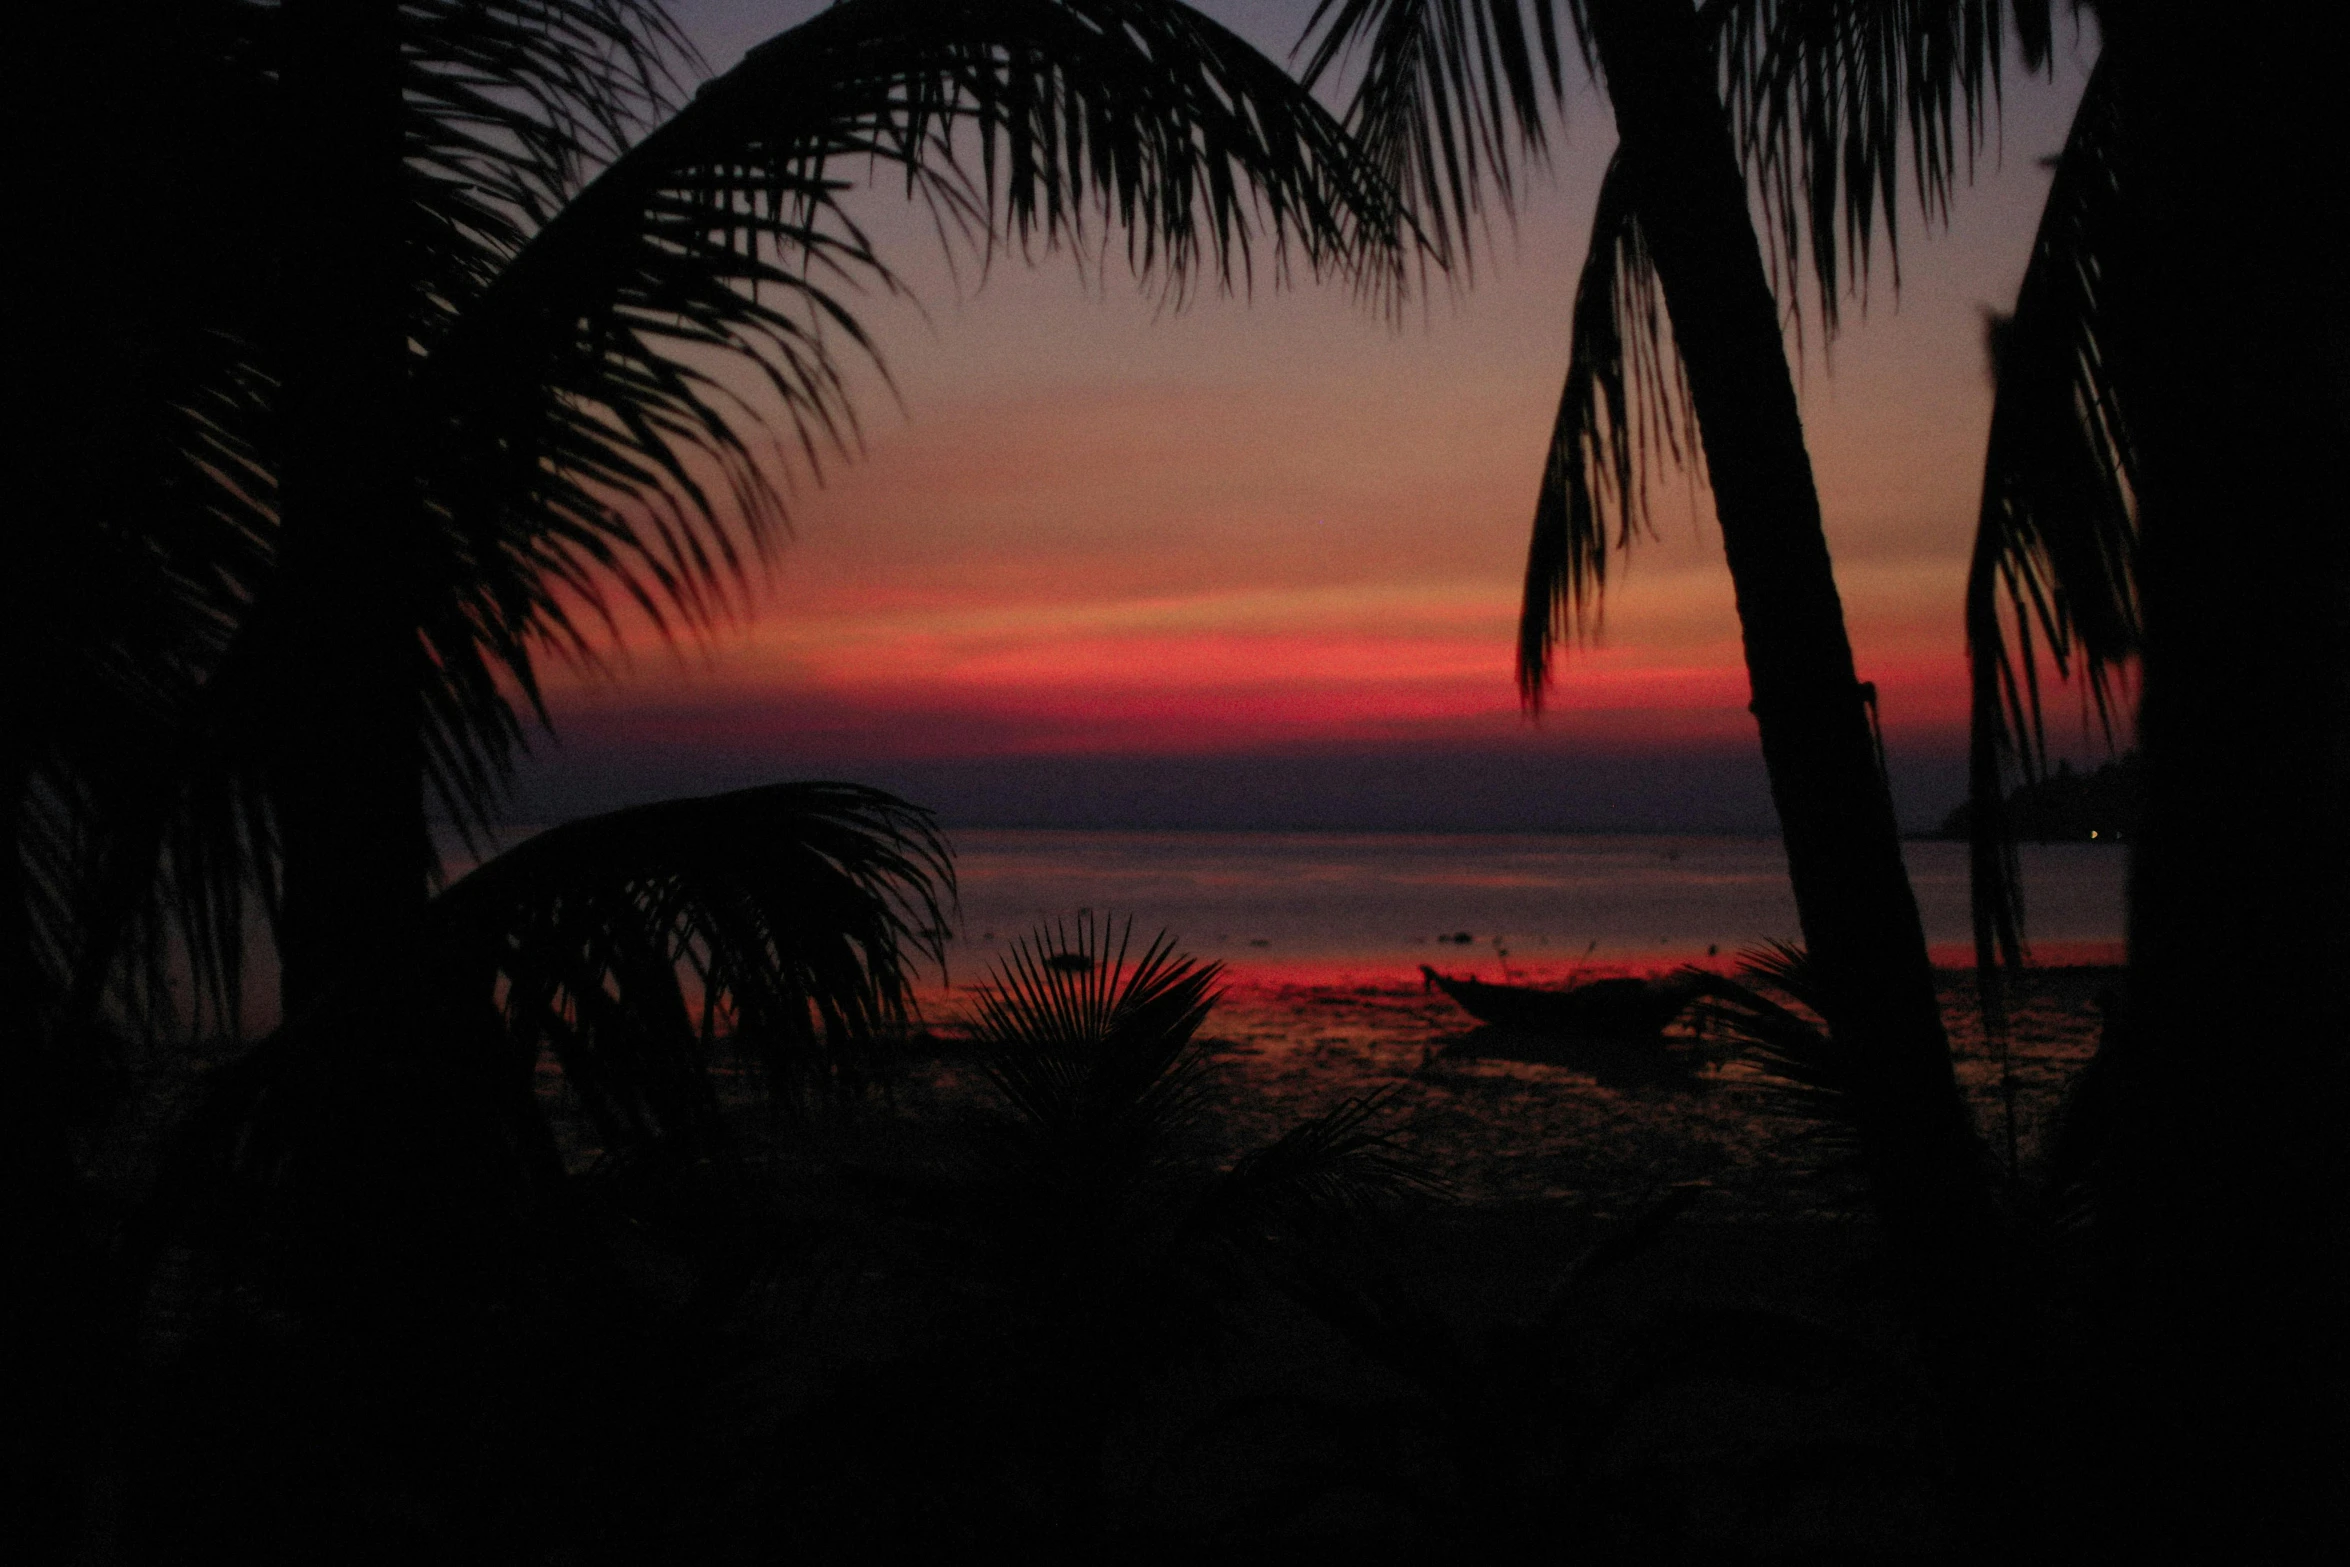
937,830,2127,987
920,830,2123,1212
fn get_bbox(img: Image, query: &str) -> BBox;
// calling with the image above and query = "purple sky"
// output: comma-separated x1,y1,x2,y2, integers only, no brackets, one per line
509,0,2106,832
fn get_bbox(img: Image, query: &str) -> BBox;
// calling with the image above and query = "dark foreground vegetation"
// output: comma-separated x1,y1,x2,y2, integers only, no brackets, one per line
12,0,2340,1560
37,914,2139,1563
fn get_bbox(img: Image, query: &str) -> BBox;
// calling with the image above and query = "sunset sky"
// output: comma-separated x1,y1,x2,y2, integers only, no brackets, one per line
513,0,2106,833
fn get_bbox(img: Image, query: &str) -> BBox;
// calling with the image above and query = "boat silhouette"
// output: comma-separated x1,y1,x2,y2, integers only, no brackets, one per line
1419,965,1713,1043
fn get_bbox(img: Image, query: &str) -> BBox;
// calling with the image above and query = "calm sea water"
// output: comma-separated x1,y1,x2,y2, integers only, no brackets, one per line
940,830,2126,985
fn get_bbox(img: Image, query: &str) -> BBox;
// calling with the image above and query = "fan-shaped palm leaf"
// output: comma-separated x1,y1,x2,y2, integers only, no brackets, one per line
964,915,1224,1239
1692,942,1865,1158
1699,942,1992,1227
1181,1086,1439,1269
962,915,1430,1278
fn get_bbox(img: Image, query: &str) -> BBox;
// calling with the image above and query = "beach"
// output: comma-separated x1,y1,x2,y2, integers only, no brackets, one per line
886,917,2119,1555
920,829,2123,1215
909,960,2114,1225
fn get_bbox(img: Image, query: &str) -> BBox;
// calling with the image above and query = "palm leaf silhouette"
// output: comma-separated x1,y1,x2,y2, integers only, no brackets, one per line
434,780,954,1142
1298,0,1570,276
1517,142,1699,697
961,914,1431,1285
753,917,1434,1544
1717,0,2051,339
189,782,951,1311
1303,3,2046,690
1961,52,2137,1020
23,0,1410,1039
1693,941,1869,1166
1697,942,1992,1239
403,0,1412,845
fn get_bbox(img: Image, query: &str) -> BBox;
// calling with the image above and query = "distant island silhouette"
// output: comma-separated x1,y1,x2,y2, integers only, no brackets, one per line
1937,752,2142,843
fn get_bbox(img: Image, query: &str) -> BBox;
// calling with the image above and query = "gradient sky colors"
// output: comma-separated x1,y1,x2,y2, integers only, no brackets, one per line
513,0,2105,832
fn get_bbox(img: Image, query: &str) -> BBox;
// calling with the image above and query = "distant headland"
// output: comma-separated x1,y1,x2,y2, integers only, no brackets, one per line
1936,753,2142,844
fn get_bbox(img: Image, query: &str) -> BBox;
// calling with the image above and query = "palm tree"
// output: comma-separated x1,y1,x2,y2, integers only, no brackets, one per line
14,0,1407,1132
808,915,1429,1545
13,3,1405,1550
252,0,1408,1018
1298,0,1991,1255
1432,0,2345,1546
1953,7,2347,1550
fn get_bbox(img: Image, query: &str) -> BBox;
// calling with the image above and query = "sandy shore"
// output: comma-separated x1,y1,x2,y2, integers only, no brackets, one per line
1136,963,2114,1219
1123,965,2111,1554
103,964,2112,1558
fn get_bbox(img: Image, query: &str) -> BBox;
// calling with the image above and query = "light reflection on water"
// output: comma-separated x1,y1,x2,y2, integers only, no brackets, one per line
934,830,2126,988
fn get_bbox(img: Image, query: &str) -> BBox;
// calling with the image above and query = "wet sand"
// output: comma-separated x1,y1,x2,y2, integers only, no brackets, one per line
1014,961,2116,1220
917,963,2116,1555
1155,965,2111,1554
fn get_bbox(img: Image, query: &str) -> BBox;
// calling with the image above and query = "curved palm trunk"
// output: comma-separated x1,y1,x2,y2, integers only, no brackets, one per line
2087,4,2350,1550
271,0,428,1015
1582,0,1981,1235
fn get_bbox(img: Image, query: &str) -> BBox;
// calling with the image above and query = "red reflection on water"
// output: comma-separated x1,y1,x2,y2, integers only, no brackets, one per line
915,939,2127,1015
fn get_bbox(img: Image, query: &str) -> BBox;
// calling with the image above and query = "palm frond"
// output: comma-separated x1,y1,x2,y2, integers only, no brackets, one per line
964,914,1223,1198
962,917,1432,1320
1703,943,1999,1231
1962,51,2135,1028
1298,0,1568,273
412,0,1409,837
401,0,693,228
27,0,1406,1028
1694,943,1871,1165
172,779,951,1326
1184,1087,1440,1264
430,781,955,1150
10,1,283,1035
1720,0,2053,341
1516,144,1699,703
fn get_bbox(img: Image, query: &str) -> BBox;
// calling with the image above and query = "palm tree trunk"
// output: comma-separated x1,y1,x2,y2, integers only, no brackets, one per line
1582,0,1982,1235
2086,4,2349,1550
272,0,428,1015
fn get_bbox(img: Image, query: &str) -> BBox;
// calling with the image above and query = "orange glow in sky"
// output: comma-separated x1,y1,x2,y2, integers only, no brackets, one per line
527,1,2097,828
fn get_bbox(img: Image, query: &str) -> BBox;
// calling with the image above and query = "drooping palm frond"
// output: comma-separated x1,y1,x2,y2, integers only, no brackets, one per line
410,0,1410,836
1298,0,1569,273
1702,942,2002,1217
23,0,1411,1037
401,0,692,228
10,4,673,1033
1292,5,1751,709
171,781,952,1323
429,781,955,1152
1516,144,1699,701
1961,52,2135,1016
10,1,285,1036
1694,943,1870,1161
1719,0,2054,342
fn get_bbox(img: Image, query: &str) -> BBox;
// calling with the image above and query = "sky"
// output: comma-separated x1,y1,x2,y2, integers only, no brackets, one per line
510,0,2105,834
